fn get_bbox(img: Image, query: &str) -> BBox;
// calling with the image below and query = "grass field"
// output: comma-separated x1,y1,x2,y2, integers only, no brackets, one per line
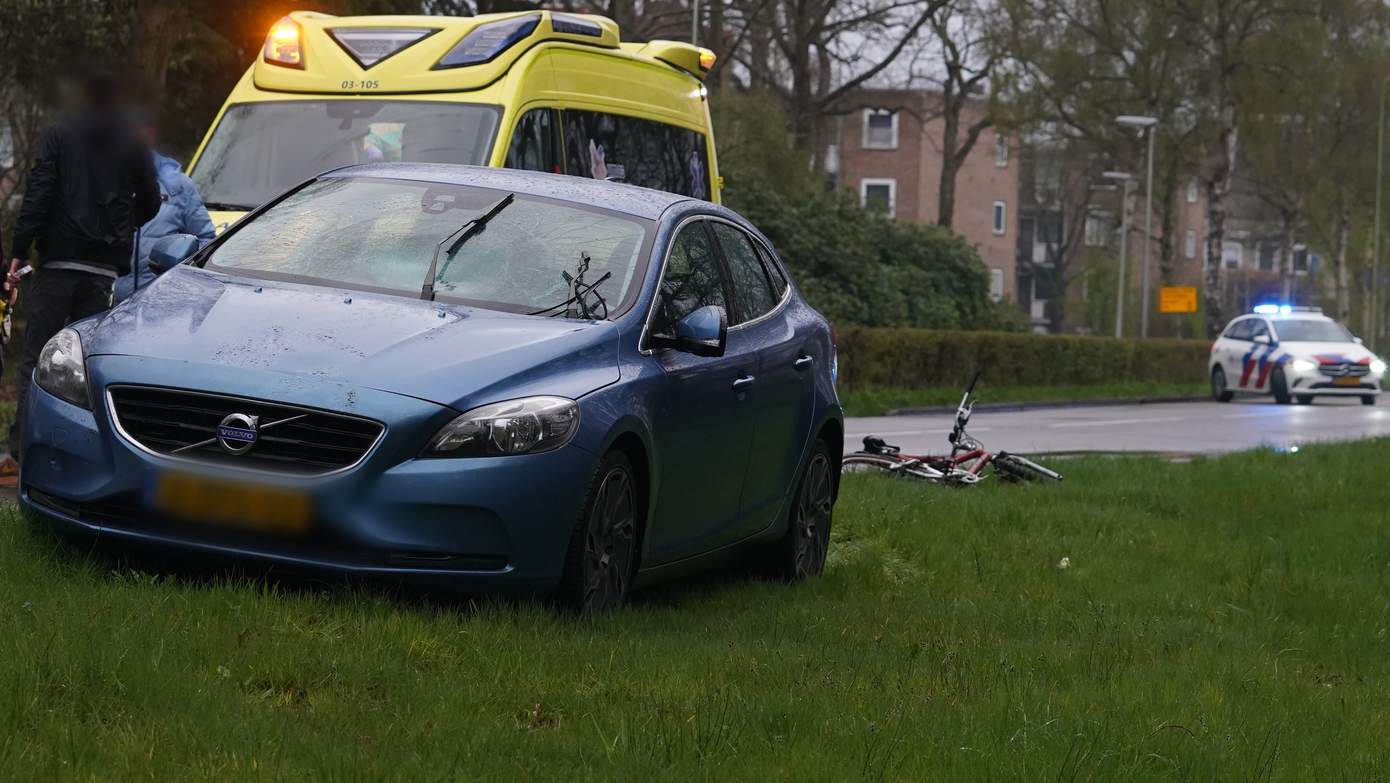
839,382,1208,416
3,440,1390,780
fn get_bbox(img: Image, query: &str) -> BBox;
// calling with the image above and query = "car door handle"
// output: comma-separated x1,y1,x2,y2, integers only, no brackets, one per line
731,374,756,392
793,354,814,371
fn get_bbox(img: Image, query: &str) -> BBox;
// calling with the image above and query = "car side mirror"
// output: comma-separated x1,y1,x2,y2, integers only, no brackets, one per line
650,305,727,357
148,234,200,273
1253,333,1271,345
1354,336,1365,345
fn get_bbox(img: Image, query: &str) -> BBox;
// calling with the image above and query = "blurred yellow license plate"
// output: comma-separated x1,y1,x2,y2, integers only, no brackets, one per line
153,472,312,534
1335,376,1362,387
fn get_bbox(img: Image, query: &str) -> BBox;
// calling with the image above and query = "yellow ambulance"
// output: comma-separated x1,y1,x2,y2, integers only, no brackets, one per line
188,10,721,228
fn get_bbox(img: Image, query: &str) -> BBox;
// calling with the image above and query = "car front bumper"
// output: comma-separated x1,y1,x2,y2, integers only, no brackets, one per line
18,355,598,593
1283,364,1383,396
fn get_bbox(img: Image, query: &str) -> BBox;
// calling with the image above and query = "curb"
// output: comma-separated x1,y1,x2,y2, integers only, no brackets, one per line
883,396,1208,417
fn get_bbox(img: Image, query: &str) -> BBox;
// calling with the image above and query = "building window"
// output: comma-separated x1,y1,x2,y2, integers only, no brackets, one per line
989,268,1004,302
1294,245,1309,273
1258,244,1276,271
862,109,898,150
1184,229,1196,259
861,178,896,216
1085,212,1108,247
1187,180,1199,204
995,133,1009,167
992,201,1007,235
1222,241,1243,270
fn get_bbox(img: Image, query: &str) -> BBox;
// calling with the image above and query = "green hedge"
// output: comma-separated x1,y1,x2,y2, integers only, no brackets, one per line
837,327,1211,390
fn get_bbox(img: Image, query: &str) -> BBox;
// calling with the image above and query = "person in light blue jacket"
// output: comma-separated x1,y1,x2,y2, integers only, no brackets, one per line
114,110,216,303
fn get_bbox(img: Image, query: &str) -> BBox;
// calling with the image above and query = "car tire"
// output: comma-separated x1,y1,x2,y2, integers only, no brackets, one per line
556,450,639,614
1271,367,1292,405
1211,366,1234,403
1362,395,1377,406
1296,395,1313,405
752,439,835,582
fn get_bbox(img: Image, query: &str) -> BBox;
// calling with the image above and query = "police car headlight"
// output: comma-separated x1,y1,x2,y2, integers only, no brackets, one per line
425,396,578,457
1291,359,1316,373
35,328,91,409
1372,359,1387,375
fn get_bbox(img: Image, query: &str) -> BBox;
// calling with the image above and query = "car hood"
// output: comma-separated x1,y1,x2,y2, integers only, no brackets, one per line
83,267,621,410
1278,341,1379,363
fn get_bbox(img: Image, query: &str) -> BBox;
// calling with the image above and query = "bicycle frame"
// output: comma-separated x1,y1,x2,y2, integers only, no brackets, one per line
848,371,999,485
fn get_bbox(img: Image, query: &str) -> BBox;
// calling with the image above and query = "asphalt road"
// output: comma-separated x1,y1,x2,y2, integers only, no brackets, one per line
844,397,1390,456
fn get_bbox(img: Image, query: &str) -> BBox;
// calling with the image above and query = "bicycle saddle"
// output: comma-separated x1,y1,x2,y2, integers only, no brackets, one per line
861,436,899,455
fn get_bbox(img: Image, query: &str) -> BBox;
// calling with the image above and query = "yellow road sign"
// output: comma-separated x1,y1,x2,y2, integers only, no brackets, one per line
1159,286,1198,314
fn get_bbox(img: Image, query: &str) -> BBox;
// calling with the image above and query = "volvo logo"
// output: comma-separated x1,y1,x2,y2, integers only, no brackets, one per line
216,413,259,455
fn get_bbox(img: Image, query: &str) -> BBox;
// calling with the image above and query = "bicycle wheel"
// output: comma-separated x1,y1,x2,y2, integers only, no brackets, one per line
993,452,1063,483
841,454,943,482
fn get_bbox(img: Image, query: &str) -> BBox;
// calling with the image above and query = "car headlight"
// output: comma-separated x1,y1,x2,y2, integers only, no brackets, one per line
35,328,90,409
425,396,579,457
1372,359,1387,375
1291,359,1316,373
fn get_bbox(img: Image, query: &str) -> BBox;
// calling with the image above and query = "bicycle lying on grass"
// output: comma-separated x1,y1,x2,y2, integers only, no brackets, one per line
842,373,1063,485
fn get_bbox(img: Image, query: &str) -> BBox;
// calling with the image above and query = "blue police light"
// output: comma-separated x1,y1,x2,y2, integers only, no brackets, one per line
1252,304,1292,315
434,14,540,69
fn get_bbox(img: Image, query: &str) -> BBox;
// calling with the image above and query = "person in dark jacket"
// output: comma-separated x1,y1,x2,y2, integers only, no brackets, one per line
3,71,160,465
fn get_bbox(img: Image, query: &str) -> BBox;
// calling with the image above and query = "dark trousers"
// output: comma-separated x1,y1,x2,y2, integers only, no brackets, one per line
10,269,113,457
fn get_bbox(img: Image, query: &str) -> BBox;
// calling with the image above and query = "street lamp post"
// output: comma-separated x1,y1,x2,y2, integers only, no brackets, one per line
1117,115,1158,338
1372,77,1390,351
692,0,700,45
1104,172,1136,338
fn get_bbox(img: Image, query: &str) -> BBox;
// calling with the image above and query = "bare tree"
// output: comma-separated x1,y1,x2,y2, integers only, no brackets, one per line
1017,135,1102,331
725,0,949,153
919,0,1000,230
1169,0,1308,335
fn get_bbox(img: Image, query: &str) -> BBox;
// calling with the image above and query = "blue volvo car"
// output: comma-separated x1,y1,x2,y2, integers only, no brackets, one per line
19,165,843,612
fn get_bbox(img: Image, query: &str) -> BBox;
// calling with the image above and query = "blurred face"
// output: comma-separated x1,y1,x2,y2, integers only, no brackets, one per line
137,123,158,148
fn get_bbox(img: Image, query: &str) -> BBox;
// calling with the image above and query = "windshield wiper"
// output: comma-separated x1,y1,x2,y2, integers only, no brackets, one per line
528,252,612,319
421,193,515,300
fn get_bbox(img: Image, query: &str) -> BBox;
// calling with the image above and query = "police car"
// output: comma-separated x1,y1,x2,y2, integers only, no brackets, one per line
1210,305,1386,405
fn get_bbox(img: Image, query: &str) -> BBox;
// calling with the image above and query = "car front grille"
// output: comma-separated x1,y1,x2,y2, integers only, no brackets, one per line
1319,362,1369,378
108,386,383,475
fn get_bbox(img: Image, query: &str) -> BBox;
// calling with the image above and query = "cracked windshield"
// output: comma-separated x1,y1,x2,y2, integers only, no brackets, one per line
203,177,649,314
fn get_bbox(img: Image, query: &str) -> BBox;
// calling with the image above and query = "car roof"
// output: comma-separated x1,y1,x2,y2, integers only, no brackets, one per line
321,164,695,220
1231,313,1333,324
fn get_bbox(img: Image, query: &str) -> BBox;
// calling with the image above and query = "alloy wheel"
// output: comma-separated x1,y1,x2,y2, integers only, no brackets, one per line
581,466,636,613
792,452,833,578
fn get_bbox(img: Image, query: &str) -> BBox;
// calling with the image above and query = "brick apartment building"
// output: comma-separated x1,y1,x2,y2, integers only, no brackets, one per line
827,89,1020,304
830,92,1224,334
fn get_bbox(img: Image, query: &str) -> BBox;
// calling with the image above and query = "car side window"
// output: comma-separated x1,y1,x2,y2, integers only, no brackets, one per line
503,108,560,174
651,222,727,336
754,242,790,299
1249,319,1271,342
1225,319,1252,340
711,223,777,324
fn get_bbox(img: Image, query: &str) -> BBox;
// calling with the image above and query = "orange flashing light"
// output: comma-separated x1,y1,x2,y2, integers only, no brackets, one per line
264,17,304,69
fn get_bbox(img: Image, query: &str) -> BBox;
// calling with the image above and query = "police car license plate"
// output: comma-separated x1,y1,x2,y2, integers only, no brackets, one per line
152,472,311,534
1334,376,1361,387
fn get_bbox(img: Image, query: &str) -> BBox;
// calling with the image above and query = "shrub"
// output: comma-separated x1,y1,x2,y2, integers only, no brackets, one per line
836,327,1211,390
711,89,1023,332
